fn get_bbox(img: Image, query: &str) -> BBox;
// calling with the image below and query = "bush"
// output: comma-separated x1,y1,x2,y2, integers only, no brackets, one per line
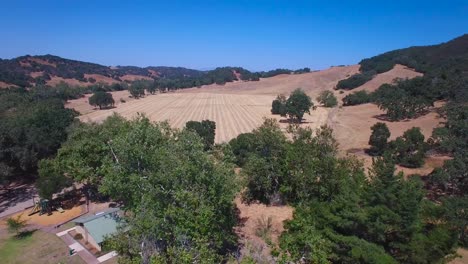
342,90,373,106
128,81,146,98
7,215,27,236
316,90,338,107
271,94,287,115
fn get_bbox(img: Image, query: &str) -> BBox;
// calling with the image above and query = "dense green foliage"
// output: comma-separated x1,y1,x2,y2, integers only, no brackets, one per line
390,127,426,168
0,88,77,183
88,91,115,109
228,133,257,167
270,89,314,122
285,89,314,122
129,81,146,98
429,103,468,198
368,122,391,156
373,78,437,121
342,90,373,106
368,124,427,168
185,120,216,150
240,119,288,204
270,94,287,115
232,119,458,263
40,115,239,262
360,34,468,75
316,90,338,107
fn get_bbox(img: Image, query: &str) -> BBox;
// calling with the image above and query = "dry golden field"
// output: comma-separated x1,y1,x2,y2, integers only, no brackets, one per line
69,64,441,153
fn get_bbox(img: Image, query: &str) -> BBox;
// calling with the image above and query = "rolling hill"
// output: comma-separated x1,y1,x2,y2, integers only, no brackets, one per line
0,55,310,89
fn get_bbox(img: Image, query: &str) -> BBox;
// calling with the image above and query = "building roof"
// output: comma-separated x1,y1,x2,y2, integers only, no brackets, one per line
73,208,122,244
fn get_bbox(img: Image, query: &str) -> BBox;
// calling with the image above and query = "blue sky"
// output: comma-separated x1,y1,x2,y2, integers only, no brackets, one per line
1,0,467,71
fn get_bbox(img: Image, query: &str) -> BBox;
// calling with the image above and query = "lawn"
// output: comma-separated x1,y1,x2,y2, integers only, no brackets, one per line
0,227,84,264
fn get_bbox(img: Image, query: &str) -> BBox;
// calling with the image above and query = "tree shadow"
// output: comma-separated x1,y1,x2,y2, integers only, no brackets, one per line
372,114,402,122
0,182,37,214
372,109,432,122
278,118,312,124
15,229,37,239
94,105,116,110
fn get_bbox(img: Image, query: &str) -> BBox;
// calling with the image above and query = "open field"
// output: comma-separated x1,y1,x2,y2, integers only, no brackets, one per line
0,226,84,264
182,65,360,97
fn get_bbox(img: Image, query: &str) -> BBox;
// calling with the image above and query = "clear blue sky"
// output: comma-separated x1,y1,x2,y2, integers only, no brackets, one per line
1,0,467,71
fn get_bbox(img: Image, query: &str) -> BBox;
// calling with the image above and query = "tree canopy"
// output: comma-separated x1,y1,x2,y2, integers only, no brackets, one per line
0,88,77,183
88,90,114,109
38,114,239,262
368,122,391,156
185,120,216,150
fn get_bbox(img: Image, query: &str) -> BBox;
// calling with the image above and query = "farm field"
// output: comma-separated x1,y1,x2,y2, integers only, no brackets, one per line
78,92,330,143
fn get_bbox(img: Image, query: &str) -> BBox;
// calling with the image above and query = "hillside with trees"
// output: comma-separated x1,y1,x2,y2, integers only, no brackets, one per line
0,34,466,263
0,55,312,90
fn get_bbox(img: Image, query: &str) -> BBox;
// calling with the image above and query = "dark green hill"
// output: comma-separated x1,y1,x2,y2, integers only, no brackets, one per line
337,34,468,90
359,34,468,75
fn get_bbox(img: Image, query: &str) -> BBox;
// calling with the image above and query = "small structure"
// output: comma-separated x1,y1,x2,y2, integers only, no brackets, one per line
28,199,50,216
73,208,122,251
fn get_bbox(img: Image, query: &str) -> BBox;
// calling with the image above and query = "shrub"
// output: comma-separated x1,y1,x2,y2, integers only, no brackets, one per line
271,94,287,115
7,215,27,236
342,90,373,106
255,216,273,244
316,90,338,107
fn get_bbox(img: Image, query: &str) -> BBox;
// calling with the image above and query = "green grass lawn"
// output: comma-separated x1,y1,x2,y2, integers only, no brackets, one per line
0,228,84,264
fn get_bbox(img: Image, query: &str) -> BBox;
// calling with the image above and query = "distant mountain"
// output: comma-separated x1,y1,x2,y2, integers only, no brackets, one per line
0,54,314,89
0,54,209,87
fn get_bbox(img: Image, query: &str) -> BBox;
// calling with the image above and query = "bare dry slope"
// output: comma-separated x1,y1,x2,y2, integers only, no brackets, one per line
182,65,360,98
